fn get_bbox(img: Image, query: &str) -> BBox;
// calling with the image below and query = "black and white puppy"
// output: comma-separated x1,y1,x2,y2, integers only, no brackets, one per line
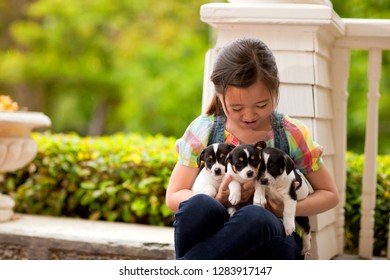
257,143,311,255
192,143,233,197
225,141,265,215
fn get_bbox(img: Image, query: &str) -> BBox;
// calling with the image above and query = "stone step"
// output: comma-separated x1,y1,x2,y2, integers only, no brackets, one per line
0,214,175,260
1,213,376,260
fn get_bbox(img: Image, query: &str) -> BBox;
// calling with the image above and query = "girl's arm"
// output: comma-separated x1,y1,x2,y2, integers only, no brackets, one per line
165,163,199,212
295,164,339,216
266,164,339,217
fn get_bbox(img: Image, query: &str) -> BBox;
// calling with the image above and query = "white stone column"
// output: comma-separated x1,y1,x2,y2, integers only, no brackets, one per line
331,47,350,256
200,0,347,259
0,112,51,222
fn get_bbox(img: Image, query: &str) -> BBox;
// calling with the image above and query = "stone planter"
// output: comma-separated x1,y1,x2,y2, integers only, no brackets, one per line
0,111,51,222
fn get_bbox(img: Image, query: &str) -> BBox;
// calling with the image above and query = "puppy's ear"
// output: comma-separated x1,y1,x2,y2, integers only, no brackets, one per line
197,150,205,168
284,154,295,175
293,169,303,189
255,141,267,151
225,153,232,172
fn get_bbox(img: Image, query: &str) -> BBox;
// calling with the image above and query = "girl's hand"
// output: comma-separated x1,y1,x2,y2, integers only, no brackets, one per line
216,175,256,207
265,198,284,218
215,175,232,207
240,179,256,203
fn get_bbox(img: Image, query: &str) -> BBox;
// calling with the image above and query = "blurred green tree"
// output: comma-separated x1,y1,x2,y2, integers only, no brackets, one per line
0,0,389,154
0,0,213,137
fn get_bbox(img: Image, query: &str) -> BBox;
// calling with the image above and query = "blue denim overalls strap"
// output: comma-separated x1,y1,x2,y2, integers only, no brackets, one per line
208,111,290,154
208,113,226,145
272,112,290,154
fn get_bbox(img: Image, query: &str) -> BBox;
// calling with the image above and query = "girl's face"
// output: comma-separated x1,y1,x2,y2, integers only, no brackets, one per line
220,80,274,131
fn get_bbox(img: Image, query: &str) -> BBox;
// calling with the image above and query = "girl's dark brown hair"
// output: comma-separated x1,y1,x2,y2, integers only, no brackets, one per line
206,38,280,115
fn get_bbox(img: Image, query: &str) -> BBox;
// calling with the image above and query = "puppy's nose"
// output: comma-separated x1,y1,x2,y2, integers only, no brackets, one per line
260,178,269,185
247,170,254,178
214,168,221,176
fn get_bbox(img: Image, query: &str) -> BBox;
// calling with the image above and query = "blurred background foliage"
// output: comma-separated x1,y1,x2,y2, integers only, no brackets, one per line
0,0,215,137
0,0,389,153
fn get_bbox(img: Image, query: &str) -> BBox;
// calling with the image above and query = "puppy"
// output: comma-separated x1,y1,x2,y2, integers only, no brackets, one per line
257,142,312,255
225,141,265,215
192,143,233,197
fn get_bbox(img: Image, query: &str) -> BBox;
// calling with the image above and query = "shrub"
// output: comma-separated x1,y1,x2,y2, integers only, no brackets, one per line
0,132,177,226
1,133,389,256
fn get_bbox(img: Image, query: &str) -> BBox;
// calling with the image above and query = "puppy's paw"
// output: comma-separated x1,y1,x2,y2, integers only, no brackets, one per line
301,233,312,255
285,226,295,236
301,242,311,255
283,220,295,236
202,187,217,197
227,207,237,217
229,193,241,206
253,195,267,207
253,184,266,207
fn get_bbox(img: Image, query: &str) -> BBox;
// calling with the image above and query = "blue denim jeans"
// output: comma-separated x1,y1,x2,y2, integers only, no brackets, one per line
174,194,303,260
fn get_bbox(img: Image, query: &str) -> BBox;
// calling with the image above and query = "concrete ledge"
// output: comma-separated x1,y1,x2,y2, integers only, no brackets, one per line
1,214,372,260
0,214,175,260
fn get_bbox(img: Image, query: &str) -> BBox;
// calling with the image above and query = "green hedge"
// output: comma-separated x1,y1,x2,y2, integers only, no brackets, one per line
0,132,177,226
0,133,389,256
345,152,390,257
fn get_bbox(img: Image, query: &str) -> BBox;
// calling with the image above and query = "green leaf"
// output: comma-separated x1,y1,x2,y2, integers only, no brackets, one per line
80,181,96,190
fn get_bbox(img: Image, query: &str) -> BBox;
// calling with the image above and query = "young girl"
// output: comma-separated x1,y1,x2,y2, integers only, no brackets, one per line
165,38,339,260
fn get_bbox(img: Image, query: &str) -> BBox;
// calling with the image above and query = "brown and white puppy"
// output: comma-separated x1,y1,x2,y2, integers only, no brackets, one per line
258,143,311,255
225,141,265,216
192,143,234,197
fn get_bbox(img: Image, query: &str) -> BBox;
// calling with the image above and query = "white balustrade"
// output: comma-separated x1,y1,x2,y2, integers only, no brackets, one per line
335,19,390,260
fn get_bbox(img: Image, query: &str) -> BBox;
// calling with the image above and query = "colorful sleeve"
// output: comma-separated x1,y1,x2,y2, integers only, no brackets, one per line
284,115,324,174
175,114,214,168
